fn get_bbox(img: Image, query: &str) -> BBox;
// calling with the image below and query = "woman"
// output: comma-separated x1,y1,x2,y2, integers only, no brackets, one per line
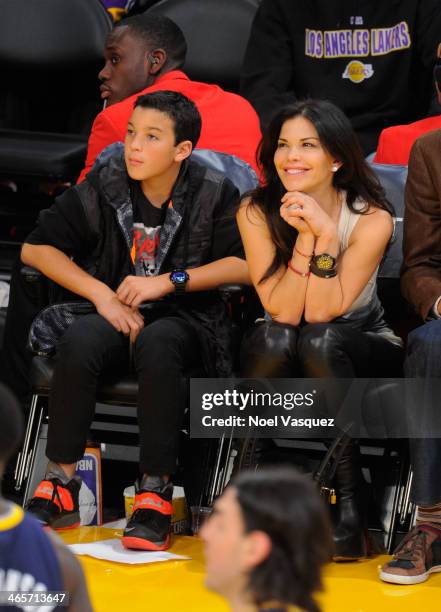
201,467,332,612
237,99,403,560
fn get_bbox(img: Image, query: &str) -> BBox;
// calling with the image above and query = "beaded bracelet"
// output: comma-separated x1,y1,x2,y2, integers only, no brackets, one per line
288,260,310,277
294,246,313,259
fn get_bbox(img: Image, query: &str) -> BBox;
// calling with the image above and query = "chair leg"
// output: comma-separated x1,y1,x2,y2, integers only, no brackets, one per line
386,455,413,554
208,435,227,505
218,432,235,494
14,393,45,491
207,431,235,505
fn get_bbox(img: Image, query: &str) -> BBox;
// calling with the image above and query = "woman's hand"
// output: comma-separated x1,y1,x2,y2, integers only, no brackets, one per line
280,193,313,235
280,191,337,239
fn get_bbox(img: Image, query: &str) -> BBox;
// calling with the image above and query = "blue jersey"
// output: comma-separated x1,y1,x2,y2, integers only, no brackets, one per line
0,504,63,611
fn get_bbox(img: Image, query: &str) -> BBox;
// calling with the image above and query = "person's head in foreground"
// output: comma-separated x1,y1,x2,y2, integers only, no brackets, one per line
201,468,333,612
124,89,201,185
0,383,23,508
99,14,187,106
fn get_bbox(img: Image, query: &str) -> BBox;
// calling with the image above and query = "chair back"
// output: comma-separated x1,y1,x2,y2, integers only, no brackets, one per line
369,162,408,279
145,0,259,92
191,148,258,195
0,0,112,133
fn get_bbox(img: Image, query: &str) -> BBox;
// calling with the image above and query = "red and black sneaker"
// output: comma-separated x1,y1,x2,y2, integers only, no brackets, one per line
122,481,173,551
25,476,81,529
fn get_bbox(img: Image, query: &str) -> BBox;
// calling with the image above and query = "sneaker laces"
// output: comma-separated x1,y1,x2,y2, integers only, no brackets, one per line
28,479,67,513
393,529,428,563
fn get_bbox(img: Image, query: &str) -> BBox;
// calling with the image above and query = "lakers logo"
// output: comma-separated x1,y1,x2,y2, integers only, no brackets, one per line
342,60,374,83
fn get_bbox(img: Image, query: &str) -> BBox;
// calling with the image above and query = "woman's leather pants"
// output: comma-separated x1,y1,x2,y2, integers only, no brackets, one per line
240,319,403,560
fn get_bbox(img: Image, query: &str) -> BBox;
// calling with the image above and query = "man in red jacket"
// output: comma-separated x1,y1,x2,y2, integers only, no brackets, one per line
78,14,261,182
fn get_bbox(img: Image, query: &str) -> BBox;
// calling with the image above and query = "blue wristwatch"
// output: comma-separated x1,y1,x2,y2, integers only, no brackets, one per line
169,269,189,294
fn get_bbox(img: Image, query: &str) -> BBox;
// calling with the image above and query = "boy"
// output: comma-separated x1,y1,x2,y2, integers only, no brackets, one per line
21,91,249,551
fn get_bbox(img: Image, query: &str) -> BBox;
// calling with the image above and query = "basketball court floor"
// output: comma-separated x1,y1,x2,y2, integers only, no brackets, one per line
60,526,441,611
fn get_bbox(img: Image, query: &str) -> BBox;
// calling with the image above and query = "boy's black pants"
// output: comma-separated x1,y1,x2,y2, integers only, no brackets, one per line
46,313,204,476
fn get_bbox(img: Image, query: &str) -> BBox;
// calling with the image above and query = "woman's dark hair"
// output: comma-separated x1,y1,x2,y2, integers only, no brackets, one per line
249,99,393,282
232,467,332,612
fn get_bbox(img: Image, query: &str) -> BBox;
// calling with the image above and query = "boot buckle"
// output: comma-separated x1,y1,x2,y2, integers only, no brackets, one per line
320,486,337,504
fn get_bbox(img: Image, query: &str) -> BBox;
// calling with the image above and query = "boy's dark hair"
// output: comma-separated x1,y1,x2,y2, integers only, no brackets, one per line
232,467,332,612
0,383,23,465
117,14,187,71
134,90,201,148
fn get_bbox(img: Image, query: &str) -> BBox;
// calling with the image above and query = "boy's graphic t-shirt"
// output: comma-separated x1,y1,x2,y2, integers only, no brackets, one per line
130,181,169,277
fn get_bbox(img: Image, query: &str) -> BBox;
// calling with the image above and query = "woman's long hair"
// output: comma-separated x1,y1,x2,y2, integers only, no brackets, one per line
248,99,393,282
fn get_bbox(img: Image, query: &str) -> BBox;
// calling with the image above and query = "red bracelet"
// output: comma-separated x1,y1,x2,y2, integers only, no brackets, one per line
288,260,310,277
294,246,313,259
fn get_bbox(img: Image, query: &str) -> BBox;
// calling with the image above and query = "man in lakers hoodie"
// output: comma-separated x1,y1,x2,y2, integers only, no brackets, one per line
240,0,441,155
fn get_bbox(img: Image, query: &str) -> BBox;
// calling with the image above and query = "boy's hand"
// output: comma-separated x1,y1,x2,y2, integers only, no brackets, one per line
116,274,173,308
94,292,144,338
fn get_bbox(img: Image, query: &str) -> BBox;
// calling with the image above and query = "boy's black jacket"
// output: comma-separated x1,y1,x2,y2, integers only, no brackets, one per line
26,143,245,375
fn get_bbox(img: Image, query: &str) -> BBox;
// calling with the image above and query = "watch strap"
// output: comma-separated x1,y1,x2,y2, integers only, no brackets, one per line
173,282,187,295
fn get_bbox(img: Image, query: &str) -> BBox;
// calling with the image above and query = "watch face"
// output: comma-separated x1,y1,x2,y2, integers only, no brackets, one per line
170,270,189,284
315,254,335,270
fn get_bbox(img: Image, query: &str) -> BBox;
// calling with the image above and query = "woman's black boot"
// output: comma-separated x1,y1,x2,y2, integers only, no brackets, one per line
333,440,367,561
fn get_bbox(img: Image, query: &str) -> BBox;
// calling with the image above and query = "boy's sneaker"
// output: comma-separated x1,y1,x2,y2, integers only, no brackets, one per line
26,476,81,530
380,526,441,584
122,478,173,551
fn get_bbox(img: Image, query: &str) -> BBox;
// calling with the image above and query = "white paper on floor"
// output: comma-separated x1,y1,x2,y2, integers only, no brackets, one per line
68,538,190,565
101,518,127,529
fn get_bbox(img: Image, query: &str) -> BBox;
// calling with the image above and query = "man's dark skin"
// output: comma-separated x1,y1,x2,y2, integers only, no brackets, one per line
98,26,172,106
